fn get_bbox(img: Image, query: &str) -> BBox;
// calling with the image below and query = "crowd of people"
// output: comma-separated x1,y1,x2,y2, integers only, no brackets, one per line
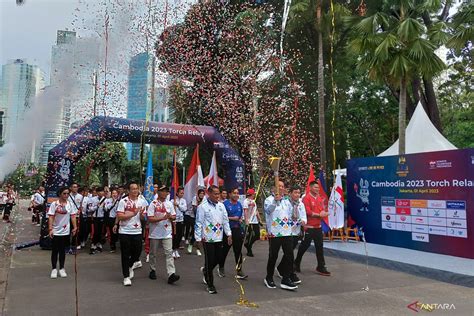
35,178,331,294
0,184,18,223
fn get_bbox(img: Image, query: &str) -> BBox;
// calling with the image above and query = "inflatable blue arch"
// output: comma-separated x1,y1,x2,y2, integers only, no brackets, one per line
45,116,245,200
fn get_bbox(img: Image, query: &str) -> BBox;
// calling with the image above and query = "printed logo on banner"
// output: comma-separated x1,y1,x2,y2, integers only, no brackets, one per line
447,219,467,229
412,232,429,242
382,221,396,230
428,209,446,218
411,208,428,216
381,198,395,206
396,222,412,232
396,215,412,224
396,199,410,207
428,160,453,169
427,200,446,209
412,224,429,234
384,214,395,222
396,156,409,177
428,217,447,227
412,216,428,225
356,178,370,212
57,158,71,186
429,226,447,236
396,207,411,215
381,206,396,214
446,201,466,210
447,228,468,238
235,166,244,184
447,209,466,219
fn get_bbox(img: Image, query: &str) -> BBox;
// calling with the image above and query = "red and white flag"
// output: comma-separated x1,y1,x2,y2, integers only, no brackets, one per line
184,144,205,206
328,171,345,229
206,151,219,189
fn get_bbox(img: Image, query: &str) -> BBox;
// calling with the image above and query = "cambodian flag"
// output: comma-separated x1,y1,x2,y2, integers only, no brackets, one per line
305,165,330,233
170,149,179,200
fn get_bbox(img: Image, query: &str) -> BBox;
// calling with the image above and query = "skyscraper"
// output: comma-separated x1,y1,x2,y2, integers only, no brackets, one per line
1,59,45,147
126,52,155,160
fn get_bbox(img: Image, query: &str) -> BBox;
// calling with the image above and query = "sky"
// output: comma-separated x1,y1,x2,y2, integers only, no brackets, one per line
0,0,79,83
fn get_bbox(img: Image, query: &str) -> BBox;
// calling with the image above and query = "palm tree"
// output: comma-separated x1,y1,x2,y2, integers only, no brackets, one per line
347,0,445,154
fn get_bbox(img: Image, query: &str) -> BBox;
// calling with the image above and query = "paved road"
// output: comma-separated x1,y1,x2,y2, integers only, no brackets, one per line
3,203,473,315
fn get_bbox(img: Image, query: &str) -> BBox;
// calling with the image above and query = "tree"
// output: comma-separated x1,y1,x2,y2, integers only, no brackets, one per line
3,164,46,197
347,0,446,154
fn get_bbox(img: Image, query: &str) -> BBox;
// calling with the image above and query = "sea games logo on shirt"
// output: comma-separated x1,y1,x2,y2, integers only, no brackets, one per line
428,159,452,169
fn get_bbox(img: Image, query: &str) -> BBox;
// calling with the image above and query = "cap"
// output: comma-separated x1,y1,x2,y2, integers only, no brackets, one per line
246,188,255,195
157,185,169,192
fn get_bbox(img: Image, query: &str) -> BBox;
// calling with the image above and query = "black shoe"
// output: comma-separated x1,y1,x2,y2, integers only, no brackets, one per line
294,262,301,273
149,270,157,280
168,273,180,284
316,267,331,276
247,249,254,257
264,277,276,289
89,249,95,255
235,270,248,280
291,273,301,285
207,285,217,294
280,277,298,291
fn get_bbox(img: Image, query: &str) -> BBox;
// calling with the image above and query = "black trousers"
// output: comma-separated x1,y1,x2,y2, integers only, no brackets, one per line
244,223,260,251
119,234,142,278
2,203,13,220
184,215,195,243
220,227,243,270
106,217,118,249
203,242,223,287
93,218,105,245
173,222,184,250
51,235,69,269
277,235,299,275
267,236,294,279
78,217,90,244
295,227,326,269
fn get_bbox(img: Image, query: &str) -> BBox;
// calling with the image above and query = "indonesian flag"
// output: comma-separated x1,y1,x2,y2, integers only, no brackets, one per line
184,144,205,207
328,171,344,229
206,151,219,189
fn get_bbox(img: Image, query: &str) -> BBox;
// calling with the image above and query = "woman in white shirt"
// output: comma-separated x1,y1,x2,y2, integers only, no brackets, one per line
48,187,78,279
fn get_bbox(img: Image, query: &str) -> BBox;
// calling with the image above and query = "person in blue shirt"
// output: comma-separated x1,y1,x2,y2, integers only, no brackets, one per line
218,187,248,279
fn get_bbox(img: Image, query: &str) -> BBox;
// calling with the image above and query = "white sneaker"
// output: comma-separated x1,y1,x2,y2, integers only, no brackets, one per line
196,249,202,256
50,269,58,279
129,268,134,280
132,261,142,270
175,250,181,258
76,245,82,250
187,244,193,254
172,251,177,259
81,242,85,247
59,269,67,278
185,240,189,245
123,277,132,286
146,254,150,263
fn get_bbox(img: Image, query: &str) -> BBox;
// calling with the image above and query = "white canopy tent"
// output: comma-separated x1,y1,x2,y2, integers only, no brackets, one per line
379,103,457,156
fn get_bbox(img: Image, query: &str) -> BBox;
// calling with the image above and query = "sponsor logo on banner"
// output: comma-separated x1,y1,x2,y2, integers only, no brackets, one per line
410,200,428,208
427,200,446,209
447,228,468,238
396,199,410,207
447,219,467,229
381,206,396,214
381,198,395,206
428,160,452,169
396,207,411,215
429,226,447,236
446,201,466,210
396,156,409,177
412,232,429,242
396,222,412,232
428,217,447,227
412,224,429,234
396,215,412,224
411,208,428,216
412,216,428,225
428,208,446,218
384,214,395,222
382,221,396,230
447,209,466,219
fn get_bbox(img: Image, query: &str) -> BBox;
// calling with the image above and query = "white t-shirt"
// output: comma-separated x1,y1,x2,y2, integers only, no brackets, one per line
86,196,99,217
147,199,175,239
47,200,77,236
170,197,187,222
104,198,119,218
243,198,258,224
0,192,5,205
95,196,107,218
33,192,46,205
68,193,83,214
117,196,148,235
186,195,202,218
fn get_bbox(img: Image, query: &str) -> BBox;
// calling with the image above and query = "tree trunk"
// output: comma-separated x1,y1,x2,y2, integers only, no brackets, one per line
317,2,326,171
399,77,407,155
422,77,443,132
